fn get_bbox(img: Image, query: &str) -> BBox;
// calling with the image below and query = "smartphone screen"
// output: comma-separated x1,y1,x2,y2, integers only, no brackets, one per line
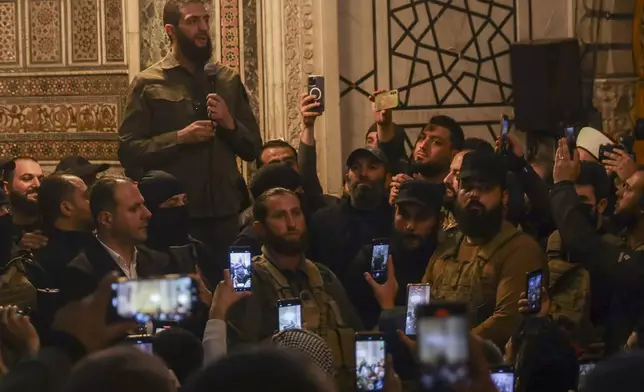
490,366,515,392
308,75,325,113
229,246,252,292
578,362,596,390
405,284,431,335
125,335,154,355
418,303,469,392
277,299,302,331
565,126,576,155
371,239,389,284
111,276,198,323
526,269,543,313
499,115,510,154
355,333,386,392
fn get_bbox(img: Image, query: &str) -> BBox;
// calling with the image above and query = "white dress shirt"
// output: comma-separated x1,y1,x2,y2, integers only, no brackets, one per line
97,237,139,279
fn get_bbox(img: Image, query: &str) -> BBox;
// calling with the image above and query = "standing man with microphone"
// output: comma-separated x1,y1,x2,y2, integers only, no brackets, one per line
118,0,261,283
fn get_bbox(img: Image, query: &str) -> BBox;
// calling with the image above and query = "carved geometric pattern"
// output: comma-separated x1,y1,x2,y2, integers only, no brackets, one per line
0,139,119,161
28,0,62,64
389,0,515,108
0,74,129,97
220,0,240,71
104,0,124,62
70,0,99,62
0,1,18,64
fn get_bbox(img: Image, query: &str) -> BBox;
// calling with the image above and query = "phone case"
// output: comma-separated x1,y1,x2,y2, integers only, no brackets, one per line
375,90,400,111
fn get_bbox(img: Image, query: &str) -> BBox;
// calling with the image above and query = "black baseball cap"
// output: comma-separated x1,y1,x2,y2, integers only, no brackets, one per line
55,156,109,178
458,150,507,188
346,146,389,167
0,158,15,172
394,180,444,213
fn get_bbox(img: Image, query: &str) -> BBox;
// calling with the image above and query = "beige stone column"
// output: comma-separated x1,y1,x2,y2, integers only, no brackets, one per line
259,0,343,194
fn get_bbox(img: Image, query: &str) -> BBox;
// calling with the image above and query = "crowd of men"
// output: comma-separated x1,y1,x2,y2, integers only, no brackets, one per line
3,1,644,392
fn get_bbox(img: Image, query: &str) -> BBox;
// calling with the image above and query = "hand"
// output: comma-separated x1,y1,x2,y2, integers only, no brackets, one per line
364,256,399,310
518,287,550,318
553,138,580,183
397,329,417,353
369,90,393,126
383,354,402,392
495,133,524,158
194,271,213,307
18,231,47,251
602,147,637,181
300,93,321,128
0,306,39,356
177,120,214,144
51,273,137,353
207,93,235,130
209,269,252,320
388,173,412,205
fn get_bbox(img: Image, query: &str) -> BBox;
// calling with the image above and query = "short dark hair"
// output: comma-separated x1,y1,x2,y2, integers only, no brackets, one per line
462,137,494,153
426,115,464,151
252,187,298,224
2,156,38,184
163,0,204,26
576,161,610,202
257,140,298,168
90,176,133,225
153,328,204,385
38,174,79,228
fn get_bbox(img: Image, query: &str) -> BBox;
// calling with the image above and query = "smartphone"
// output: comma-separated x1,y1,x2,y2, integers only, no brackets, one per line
370,239,390,284
355,333,386,392
564,125,576,156
277,298,302,332
153,321,177,335
526,269,543,314
417,302,469,392
111,275,199,323
125,335,154,355
375,90,400,111
308,75,325,113
490,365,515,392
578,361,596,390
500,115,510,155
229,246,252,292
598,144,618,162
405,284,431,335
635,118,644,140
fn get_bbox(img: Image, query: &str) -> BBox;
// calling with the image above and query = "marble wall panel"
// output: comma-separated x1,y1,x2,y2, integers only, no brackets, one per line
242,0,259,122
70,0,99,63
27,0,63,65
139,0,170,69
0,1,19,66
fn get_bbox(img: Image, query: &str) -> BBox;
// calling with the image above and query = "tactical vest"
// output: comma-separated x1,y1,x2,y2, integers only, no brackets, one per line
428,224,521,325
0,254,37,311
253,256,355,391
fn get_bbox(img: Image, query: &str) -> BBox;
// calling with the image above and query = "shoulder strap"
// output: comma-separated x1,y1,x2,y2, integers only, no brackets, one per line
303,260,348,328
254,256,293,299
548,258,584,291
477,225,522,261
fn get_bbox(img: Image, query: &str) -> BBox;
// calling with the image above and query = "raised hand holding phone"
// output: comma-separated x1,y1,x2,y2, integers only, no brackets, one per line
364,255,398,310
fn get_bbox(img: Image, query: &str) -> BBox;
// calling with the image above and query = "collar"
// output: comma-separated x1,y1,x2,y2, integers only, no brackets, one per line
160,51,182,70
260,245,307,274
96,236,138,276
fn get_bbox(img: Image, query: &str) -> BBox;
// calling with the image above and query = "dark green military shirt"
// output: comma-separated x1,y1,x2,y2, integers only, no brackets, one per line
118,52,261,218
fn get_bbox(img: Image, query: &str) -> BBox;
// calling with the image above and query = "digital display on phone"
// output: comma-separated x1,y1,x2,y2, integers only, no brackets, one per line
526,270,543,313
229,247,252,292
578,362,596,390
355,334,386,392
371,239,389,283
501,117,510,136
134,341,154,354
111,276,198,323
490,367,515,392
418,304,469,391
277,300,302,332
405,284,431,335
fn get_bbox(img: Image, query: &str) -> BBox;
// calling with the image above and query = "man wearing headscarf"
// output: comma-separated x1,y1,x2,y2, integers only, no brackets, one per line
138,170,223,288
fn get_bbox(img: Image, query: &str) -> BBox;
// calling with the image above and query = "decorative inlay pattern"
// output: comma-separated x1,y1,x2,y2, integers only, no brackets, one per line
0,1,18,64
242,0,259,121
28,0,62,64
104,0,124,62
0,74,129,97
220,0,239,71
0,139,119,161
70,0,99,62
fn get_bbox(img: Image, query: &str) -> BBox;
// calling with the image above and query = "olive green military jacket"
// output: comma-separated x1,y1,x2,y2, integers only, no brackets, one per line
118,52,261,218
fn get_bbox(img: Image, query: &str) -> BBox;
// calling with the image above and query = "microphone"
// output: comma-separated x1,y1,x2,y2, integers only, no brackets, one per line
204,63,218,93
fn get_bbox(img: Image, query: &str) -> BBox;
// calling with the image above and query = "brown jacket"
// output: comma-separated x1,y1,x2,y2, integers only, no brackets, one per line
118,52,261,218
422,221,547,347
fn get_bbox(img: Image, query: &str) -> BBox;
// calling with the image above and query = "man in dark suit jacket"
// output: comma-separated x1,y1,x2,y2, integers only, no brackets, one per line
60,176,175,304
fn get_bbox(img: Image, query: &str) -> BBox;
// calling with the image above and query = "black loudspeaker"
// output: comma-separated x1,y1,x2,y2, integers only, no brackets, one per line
510,38,583,134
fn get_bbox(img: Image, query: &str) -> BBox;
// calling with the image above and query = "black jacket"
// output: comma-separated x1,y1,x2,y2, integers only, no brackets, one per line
308,197,393,280
59,237,174,305
551,181,644,352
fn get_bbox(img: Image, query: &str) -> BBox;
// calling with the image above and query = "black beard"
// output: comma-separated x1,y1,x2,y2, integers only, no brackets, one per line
453,201,503,240
8,191,39,217
408,160,448,180
392,229,427,251
349,180,386,210
265,228,309,256
175,27,213,65
610,210,639,231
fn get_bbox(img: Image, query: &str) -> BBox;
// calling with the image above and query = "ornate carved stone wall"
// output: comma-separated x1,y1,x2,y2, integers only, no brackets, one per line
0,0,128,169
